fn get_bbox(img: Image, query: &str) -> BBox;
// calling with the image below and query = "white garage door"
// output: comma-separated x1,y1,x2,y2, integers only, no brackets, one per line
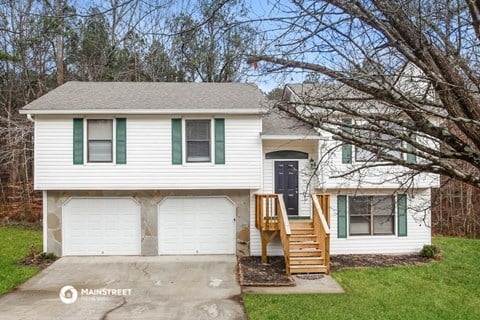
158,197,236,254
63,198,141,256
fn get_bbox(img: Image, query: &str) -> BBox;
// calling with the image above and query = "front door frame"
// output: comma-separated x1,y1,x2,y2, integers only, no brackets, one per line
274,160,299,216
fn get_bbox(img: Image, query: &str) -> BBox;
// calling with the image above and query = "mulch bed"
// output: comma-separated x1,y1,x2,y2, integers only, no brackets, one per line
238,256,295,286
239,254,433,286
330,254,432,271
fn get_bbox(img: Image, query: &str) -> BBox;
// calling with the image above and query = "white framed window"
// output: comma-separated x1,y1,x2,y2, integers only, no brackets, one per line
349,195,395,236
185,120,211,163
355,122,403,162
87,119,113,163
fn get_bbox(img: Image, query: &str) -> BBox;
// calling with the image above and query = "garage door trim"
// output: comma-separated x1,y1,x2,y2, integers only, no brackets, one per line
62,196,141,256
157,196,236,255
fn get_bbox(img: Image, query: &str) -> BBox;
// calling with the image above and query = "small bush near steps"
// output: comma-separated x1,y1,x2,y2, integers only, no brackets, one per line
420,244,443,260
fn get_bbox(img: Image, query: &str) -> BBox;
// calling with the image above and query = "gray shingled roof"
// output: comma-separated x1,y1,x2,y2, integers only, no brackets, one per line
261,109,320,137
21,81,265,113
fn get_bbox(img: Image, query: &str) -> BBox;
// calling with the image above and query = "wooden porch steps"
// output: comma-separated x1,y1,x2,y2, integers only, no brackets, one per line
288,220,327,274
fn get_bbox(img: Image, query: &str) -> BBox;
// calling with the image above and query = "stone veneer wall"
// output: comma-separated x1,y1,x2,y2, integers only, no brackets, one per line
46,190,251,257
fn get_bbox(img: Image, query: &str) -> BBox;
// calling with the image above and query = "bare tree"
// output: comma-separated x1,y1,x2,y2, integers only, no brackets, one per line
248,0,480,189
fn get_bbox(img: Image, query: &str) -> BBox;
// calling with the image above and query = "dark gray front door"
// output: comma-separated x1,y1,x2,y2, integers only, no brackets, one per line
274,161,299,215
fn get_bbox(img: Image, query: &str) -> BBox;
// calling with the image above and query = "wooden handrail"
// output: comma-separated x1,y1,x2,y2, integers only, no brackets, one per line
276,194,292,235
312,195,330,235
255,194,292,274
276,194,291,275
311,194,331,274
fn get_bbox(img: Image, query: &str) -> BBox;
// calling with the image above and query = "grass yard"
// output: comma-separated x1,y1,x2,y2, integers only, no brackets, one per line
0,226,42,294
244,238,480,320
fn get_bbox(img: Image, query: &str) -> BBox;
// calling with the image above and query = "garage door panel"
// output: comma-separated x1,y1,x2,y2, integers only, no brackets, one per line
63,198,141,256
158,197,235,255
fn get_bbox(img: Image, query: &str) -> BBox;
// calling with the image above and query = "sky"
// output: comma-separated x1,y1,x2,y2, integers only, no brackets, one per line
241,0,310,93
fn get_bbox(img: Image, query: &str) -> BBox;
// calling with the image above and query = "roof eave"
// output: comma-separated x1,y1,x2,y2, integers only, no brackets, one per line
261,134,325,140
19,108,262,115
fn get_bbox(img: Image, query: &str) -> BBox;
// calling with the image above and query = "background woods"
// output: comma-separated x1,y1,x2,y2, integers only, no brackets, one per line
0,0,253,221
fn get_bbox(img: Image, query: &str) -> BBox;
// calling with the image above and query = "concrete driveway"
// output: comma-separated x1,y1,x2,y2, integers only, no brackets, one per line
0,255,245,320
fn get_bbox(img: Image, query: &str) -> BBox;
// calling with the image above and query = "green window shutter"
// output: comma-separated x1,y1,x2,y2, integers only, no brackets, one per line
341,118,353,164
214,118,225,164
171,119,182,165
73,118,84,165
337,195,348,238
116,118,127,164
397,194,408,237
407,132,417,164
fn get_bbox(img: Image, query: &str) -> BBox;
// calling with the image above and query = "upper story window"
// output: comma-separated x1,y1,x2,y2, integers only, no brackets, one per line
355,122,403,162
349,195,395,236
186,120,211,162
87,119,113,162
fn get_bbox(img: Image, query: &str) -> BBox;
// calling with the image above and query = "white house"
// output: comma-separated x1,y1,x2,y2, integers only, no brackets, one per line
20,81,437,274
276,84,438,256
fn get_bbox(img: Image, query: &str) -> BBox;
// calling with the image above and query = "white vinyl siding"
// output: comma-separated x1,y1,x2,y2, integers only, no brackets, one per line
34,115,262,190
317,132,439,189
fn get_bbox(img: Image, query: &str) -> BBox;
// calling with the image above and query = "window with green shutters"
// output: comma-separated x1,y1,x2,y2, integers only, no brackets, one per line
73,118,127,165
171,118,226,165
337,194,408,238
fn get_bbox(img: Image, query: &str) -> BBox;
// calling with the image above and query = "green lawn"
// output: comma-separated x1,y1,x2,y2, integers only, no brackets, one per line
244,238,480,320
0,226,42,294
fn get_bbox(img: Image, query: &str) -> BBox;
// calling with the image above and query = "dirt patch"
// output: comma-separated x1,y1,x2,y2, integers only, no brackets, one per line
330,254,432,271
238,256,295,286
19,255,56,269
18,246,57,270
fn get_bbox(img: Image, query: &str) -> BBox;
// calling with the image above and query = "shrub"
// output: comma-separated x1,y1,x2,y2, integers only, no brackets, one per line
420,244,443,260
37,252,57,262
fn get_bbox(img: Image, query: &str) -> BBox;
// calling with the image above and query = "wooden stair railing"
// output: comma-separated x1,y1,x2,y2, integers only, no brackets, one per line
312,194,331,274
255,193,331,275
276,194,292,275
255,194,291,273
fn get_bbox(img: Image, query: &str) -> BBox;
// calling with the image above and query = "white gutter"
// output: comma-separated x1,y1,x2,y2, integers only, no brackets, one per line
19,108,262,115
261,134,327,140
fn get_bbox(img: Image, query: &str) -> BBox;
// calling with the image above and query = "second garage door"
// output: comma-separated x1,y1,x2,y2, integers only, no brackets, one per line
158,197,236,254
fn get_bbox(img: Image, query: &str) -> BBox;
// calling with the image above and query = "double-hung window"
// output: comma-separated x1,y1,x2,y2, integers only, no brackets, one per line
87,119,113,162
349,195,395,236
355,122,403,162
186,120,211,162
